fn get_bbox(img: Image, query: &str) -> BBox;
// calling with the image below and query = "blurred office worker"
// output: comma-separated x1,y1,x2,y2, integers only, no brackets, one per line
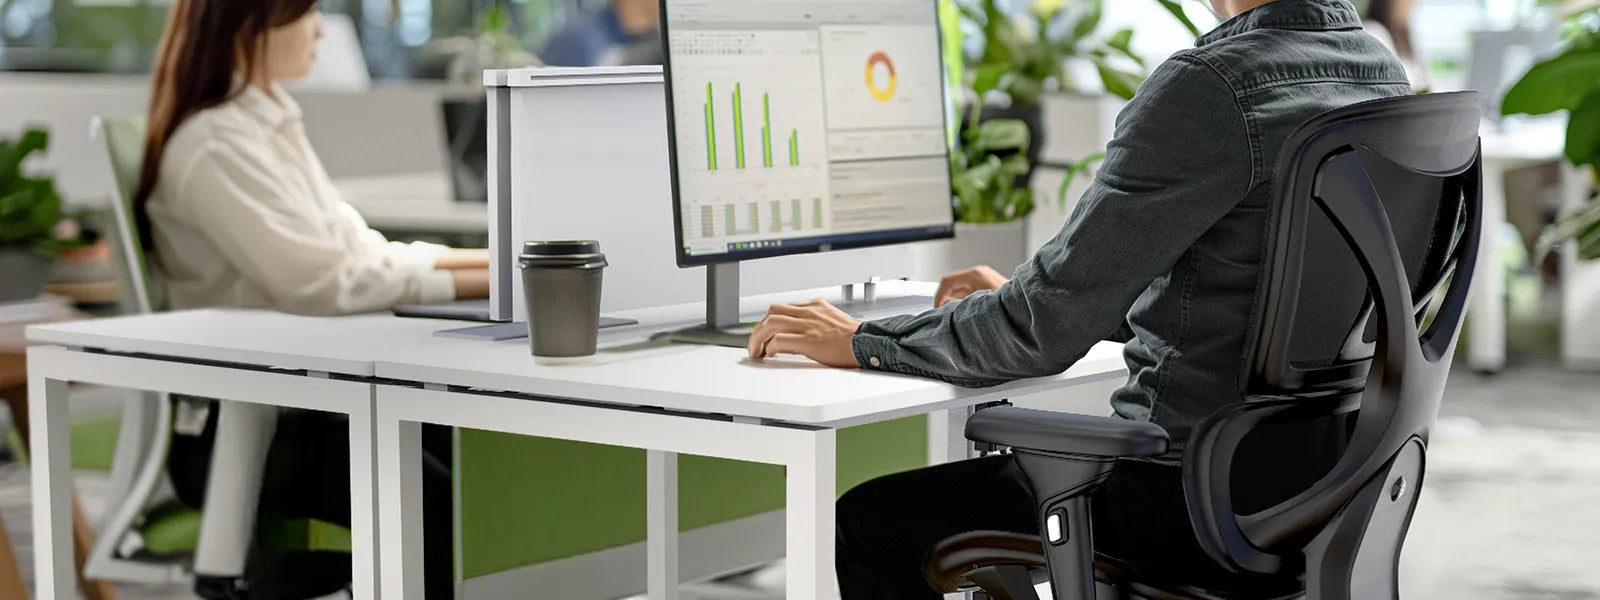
136,1,491,318
746,0,1414,597
131,1,461,597
540,0,663,67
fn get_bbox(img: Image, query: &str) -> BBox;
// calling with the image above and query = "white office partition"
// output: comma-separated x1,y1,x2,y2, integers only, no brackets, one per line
487,66,914,321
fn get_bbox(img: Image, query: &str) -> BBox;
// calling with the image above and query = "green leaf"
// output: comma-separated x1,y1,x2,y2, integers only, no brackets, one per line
973,63,1012,98
1057,152,1106,209
0,128,49,189
973,119,1031,153
1105,28,1144,67
1502,52,1600,116
1566,93,1600,167
1538,196,1600,258
1156,0,1202,37
1095,62,1144,101
1071,0,1104,42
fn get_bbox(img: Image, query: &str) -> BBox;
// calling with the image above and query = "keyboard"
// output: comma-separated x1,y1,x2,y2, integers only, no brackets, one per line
834,295,935,320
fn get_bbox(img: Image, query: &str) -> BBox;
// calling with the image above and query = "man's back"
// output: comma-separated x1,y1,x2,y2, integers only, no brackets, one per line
851,0,1412,451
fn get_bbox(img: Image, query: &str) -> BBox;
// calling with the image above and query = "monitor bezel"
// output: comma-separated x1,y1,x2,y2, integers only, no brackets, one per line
658,0,958,269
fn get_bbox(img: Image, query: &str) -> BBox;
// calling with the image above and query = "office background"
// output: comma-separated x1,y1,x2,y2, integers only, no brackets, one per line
4,0,1600,599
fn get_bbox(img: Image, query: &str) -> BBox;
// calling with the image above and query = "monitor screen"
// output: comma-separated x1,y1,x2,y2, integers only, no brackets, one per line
661,0,955,267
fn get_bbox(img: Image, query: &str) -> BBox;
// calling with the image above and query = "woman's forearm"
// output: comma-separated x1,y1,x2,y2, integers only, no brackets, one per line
435,249,490,270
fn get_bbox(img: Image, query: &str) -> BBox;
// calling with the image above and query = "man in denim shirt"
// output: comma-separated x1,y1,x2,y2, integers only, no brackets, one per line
745,0,1413,595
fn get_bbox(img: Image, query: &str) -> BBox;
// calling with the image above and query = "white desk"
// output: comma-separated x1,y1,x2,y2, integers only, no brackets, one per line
335,172,487,234
365,281,1128,599
1471,119,1575,373
24,314,386,600
22,284,1126,600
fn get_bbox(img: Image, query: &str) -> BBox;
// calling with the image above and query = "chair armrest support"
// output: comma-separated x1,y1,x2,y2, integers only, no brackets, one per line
966,407,1170,459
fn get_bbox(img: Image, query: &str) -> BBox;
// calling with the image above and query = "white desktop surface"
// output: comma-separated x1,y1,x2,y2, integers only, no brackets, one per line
28,281,1127,425
335,172,487,233
368,281,1126,426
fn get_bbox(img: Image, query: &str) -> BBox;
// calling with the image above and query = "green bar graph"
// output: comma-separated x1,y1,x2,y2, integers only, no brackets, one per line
762,94,773,168
813,198,822,229
704,83,717,170
791,199,802,230
770,200,782,232
725,205,736,236
788,130,798,166
733,84,746,169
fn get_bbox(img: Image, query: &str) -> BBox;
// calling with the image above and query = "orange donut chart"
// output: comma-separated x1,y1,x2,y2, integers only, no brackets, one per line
865,51,898,103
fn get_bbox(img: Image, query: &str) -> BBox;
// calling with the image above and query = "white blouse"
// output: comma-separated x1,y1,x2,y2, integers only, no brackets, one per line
146,84,456,316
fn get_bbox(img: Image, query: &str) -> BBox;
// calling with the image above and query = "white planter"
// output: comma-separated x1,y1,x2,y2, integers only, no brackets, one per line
912,221,1028,282
1038,92,1121,167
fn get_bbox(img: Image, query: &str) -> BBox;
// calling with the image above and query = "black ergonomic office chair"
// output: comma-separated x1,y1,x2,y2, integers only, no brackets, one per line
923,92,1484,600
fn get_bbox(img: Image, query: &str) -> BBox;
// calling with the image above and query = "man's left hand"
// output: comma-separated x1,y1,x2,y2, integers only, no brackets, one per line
747,299,862,368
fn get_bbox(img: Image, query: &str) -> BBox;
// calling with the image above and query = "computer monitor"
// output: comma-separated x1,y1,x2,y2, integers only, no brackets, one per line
441,97,489,204
660,0,954,268
659,0,954,338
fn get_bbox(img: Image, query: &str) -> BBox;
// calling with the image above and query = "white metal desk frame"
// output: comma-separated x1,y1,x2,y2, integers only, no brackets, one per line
25,345,381,600
1469,121,1578,373
368,290,1127,600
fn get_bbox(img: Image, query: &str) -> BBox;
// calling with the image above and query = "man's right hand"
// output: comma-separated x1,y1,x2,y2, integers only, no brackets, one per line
934,265,1010,308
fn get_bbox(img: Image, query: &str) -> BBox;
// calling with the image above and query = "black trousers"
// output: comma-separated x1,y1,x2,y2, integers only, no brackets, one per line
835,455,1239,600
171,404,454,599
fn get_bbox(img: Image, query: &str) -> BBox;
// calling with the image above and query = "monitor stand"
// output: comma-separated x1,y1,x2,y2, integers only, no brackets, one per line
659,263,753,348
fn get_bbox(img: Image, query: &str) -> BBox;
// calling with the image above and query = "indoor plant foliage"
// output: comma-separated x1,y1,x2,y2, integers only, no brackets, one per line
0,127,77,302
961,0,1200,107
1502,1,1600,259
951,108,1035,224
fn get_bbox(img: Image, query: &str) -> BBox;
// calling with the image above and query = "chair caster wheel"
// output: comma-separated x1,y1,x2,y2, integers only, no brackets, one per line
195,575,249,600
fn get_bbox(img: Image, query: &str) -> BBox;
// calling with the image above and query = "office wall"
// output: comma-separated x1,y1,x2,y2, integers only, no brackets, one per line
0,72,455,206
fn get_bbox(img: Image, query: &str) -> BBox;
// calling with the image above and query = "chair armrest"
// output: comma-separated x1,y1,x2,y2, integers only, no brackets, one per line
966,407,1170,458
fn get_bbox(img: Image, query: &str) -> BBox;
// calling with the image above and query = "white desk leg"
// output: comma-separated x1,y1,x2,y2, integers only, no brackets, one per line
28,372,74,598
348,389,379,600
788,429,838,600
928,409,972,465
378,416,426,599
647,450,680,600
1469,161,1508,373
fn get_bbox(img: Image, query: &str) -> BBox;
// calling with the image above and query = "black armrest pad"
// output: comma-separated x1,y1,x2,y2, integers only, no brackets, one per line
965,407,1170,458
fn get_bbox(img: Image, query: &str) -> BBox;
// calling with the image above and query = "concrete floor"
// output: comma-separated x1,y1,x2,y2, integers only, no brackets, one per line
4,355,1600,600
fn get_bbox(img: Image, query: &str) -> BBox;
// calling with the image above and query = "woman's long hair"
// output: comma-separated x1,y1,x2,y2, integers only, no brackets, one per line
132,0,319,249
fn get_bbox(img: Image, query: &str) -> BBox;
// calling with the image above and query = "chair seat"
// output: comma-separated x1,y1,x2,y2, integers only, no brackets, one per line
925,531,1304,600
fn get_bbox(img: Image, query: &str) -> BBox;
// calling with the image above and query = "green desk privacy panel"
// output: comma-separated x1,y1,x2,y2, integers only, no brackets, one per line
458,415,929,580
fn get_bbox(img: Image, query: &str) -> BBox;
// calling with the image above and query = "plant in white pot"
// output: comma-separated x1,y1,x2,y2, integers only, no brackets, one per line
915,105,1036,281
0,128,78,303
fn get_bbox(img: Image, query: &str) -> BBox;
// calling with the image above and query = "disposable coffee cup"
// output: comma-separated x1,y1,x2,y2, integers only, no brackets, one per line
518,241,608,363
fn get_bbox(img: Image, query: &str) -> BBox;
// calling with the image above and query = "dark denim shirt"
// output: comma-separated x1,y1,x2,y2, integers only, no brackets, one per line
852,0,1411,452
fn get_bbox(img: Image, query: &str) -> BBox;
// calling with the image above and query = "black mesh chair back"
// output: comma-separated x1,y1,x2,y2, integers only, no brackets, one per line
924,92,1483,600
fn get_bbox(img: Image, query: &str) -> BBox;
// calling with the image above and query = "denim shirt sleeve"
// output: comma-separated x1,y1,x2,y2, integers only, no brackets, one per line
852,55,1255,387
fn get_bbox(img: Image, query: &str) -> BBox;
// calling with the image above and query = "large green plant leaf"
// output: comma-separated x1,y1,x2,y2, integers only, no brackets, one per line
1156,0,1202,37
972,119,1031,154
1566,93,1600,167
1502,52,1600,116
1095,62,1144,100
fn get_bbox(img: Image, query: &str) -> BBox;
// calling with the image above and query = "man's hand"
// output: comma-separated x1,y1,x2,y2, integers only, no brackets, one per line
747,299,862,368
935,266,1010,308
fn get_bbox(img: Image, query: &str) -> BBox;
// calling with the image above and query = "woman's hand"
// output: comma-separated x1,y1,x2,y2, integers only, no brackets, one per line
747,299,862,368
451,269,490,300
934,266,1010,308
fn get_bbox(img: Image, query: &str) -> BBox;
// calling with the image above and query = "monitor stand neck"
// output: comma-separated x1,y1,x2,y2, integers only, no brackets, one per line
659,262,752,348
706,262,740,330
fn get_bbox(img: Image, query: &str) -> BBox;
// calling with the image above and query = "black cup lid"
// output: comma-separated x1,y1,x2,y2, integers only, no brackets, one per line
519,240,606,269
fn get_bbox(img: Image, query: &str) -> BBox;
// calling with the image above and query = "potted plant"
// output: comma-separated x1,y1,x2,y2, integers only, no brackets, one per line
0,128,77,303
914,106,1036,281
429,3,542,88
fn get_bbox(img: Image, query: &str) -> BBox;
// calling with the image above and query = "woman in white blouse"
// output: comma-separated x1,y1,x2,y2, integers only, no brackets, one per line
134,0,489,316
133,2,458,597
